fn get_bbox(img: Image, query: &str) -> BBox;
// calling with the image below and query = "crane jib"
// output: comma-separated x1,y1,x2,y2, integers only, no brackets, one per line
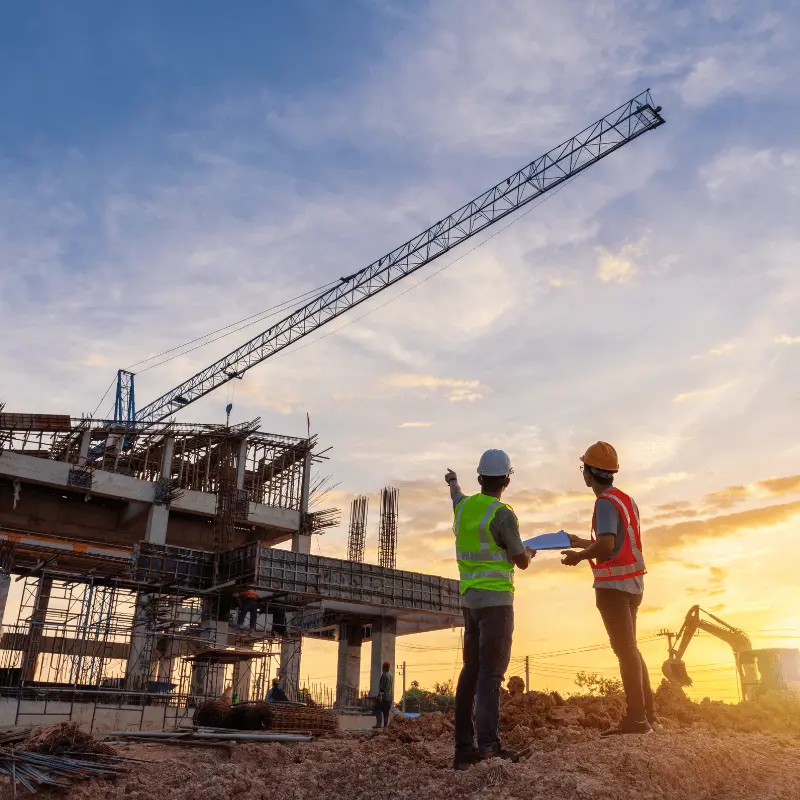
127,91,664,425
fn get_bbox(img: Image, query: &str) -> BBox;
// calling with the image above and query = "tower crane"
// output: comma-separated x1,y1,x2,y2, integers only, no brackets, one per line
109,90,665,427
661,605,800,701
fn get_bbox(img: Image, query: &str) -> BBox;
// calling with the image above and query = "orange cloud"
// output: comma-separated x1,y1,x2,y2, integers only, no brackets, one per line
756,475,800,497
703,485,749,510
646,501,800,558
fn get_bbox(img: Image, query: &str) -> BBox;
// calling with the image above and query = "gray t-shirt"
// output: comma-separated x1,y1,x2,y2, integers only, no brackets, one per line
453,492,525,609
593,497,644,595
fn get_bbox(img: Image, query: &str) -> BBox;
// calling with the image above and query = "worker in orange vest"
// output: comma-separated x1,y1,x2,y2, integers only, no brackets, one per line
560,442,654,735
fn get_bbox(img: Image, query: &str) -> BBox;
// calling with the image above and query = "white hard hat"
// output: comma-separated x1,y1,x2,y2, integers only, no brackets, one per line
477,449,513,477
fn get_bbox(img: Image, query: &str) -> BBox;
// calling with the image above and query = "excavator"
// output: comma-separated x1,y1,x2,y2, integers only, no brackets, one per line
661,606,800,701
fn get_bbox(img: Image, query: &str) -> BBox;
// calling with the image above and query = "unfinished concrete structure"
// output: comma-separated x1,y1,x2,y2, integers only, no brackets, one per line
0,414,460,729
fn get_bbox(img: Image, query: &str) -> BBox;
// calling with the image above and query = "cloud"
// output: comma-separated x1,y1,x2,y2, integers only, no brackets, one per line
398,421,433,428
703,485,749,511
702,147,799,200
692,341,739,360
756,475,800,497
646,501,800,558
775,335,800,345
595,240,644,284
672,382,737,404
384,374,483,403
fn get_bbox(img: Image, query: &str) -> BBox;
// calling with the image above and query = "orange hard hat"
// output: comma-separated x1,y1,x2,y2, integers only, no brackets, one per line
581,442,619,472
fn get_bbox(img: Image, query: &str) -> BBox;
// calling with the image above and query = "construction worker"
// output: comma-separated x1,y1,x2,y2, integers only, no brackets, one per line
266,677,289,703
373,661,394,729
446,450,535,770
235,590,259,631
560,441,654,735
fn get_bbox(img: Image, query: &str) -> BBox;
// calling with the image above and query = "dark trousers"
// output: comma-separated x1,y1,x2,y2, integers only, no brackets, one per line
237,596,258,630
595,588,654,722
455,605,513,753
375,700,391,727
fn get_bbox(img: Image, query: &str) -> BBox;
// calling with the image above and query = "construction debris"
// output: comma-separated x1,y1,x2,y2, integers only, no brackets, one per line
0,723,131,794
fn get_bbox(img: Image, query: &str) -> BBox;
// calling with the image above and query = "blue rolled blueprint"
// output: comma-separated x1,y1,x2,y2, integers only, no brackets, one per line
521,530,571,550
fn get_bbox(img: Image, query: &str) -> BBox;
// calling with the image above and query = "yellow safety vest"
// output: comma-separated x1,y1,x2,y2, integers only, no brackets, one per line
453,494,514,594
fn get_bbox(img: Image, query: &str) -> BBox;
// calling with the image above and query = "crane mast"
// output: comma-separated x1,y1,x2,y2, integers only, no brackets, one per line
117,91,664,425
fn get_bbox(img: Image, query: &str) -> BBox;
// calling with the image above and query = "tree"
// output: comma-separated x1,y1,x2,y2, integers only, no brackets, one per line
574,671,623,697
433,679,455,698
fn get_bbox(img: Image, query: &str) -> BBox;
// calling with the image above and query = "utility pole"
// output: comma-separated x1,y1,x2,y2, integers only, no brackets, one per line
525,656,530,693
658,629,676,658
401,661,406,714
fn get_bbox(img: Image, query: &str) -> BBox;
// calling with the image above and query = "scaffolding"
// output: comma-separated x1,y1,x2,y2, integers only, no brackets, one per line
0,569,307,732
346,496,368,563
378,487,398,570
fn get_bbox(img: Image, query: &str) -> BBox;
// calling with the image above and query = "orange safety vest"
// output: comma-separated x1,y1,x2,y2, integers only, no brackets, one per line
240,591,258,599
589,488,646,583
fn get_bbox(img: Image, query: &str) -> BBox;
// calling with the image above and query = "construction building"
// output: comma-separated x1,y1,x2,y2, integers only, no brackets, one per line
0,413,461,731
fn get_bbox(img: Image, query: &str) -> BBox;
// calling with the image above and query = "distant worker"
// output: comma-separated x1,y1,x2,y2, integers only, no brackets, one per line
560,442,654,735
446,450,536,770
373,661,394,729
266,678,289,703
236,590,259,631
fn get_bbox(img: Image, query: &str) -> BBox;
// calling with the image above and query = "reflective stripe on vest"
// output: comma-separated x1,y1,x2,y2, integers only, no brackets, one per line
589,488,646,583
453,494,514,594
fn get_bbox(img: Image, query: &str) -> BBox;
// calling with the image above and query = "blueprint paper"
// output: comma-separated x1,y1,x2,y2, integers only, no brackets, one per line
522,531,571,550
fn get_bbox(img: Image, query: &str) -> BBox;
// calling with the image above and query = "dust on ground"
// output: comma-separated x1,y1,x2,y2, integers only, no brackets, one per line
3,681,799,800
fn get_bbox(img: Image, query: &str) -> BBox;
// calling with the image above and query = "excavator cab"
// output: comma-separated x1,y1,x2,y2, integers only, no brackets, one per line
662,659,692,686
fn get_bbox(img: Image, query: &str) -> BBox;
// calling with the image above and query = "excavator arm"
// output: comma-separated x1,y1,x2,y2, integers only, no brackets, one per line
662,605,753,686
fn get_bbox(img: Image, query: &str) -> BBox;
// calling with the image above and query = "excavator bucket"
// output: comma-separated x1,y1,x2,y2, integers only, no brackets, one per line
662,659,693,686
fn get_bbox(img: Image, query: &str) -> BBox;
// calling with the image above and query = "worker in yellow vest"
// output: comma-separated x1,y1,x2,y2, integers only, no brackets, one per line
446,450,535,771
560,442,654,735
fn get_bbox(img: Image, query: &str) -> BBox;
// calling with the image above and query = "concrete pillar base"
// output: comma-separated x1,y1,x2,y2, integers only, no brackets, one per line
370,617,397,698
336,622,363,707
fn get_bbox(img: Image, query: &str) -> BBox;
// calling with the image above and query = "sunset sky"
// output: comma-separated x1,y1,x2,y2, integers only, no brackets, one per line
1,1,799,702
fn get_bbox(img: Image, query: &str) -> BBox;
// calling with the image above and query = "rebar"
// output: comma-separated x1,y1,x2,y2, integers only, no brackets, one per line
378,487,398,570
347,496,368,563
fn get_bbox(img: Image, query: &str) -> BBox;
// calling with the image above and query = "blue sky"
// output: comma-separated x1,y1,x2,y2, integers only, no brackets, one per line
2,0,800,697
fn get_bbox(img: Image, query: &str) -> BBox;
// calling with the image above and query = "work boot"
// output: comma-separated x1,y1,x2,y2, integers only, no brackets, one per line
479,743,520,762
601,717,653,737
453,747,480,771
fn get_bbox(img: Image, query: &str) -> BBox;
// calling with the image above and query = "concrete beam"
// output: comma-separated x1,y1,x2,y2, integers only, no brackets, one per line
0,632,129,661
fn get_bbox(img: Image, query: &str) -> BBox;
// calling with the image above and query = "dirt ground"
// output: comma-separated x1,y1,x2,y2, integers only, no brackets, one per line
3,682,799,800
16,727,799,800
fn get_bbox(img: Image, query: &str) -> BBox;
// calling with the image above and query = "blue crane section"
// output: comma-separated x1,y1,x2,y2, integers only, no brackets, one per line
117,90,664,426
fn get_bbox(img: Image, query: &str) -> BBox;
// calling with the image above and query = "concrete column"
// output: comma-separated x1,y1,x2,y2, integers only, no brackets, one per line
189,598,225,700
77,429,92,466
232,658,253,702
125,593,155,691
236,437,249,490
0,573,10,635
21,575,53,683
279,636,302,701
369,617,397,697
336,622,363,707
291,450,313,554
156,637,176,685
145,504,169,545
160,436,175,479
